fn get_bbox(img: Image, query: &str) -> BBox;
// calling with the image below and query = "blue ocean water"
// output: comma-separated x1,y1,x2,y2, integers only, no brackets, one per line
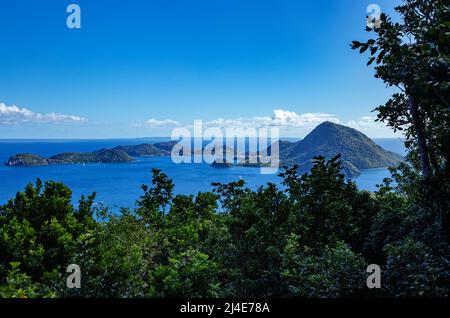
0,138,406,209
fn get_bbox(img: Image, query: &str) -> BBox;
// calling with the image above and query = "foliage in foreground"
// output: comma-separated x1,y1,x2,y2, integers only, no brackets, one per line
0,153,449,298
1,0,449,298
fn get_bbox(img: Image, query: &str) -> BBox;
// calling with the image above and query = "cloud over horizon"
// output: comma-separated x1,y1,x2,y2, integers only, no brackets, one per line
144,118,180,127
206,109,340,129
0,103,400,138
138,109,400,138
346,116,400,138
0,103,87,125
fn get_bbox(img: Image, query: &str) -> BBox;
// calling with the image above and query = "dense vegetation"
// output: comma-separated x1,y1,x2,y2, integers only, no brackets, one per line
0,0,449,298
0,152,448,298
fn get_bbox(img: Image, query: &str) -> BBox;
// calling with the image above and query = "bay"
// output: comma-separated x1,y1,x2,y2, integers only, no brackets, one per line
0,138,406,209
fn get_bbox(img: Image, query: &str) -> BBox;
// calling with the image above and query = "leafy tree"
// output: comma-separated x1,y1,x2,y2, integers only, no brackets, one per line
138,168,174,220
351,0,450,297
384,237,450,297
352,0,449,178
135,170,224,297
149,249,220,298
282,238,367,297
280,155,378,254
212,181,291,297
0,179,97,284
0,262,56,298
69,209,159,298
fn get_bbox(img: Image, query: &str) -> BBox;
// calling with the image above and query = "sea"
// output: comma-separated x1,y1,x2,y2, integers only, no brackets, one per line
0,138,406,210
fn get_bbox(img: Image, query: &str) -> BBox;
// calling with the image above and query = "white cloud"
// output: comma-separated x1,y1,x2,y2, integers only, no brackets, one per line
206,109,340,129
203,110,401,138
347,116,400,138
145,118,180,127
136,109,400,138
347,116,379,128
0,103,87,125
268,109,340,127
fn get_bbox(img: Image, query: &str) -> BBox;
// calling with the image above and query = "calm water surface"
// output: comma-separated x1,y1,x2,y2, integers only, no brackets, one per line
0,138,406,209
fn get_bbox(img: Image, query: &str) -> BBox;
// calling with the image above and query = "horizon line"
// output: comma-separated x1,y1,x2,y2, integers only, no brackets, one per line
0,136,404,141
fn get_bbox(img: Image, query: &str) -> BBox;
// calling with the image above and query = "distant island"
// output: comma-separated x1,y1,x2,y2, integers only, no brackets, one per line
5,141,177,167
211,160,233,168
5,122,403,177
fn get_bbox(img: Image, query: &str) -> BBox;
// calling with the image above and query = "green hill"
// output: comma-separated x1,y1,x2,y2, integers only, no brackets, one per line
49,149,134,164
280,121,403,177
6,149,134,166
5,142,176,166
5,153,50,166
113,141,177,157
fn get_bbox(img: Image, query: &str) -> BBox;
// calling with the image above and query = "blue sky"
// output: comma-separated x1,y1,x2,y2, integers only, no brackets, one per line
0,0,402,138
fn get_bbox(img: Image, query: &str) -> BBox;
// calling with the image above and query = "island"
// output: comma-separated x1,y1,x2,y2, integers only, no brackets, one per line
5,122,403,178
277,121,403,177
211,160,233,168
5,141,176,166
